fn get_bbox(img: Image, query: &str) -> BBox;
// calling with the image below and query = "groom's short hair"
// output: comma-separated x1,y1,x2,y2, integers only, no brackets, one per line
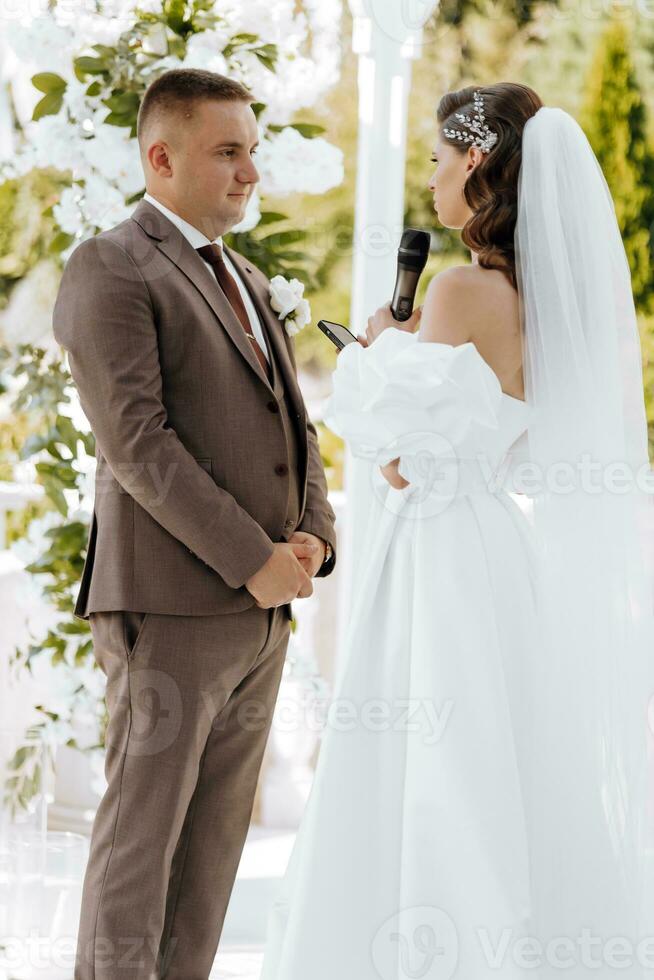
137,68,254,149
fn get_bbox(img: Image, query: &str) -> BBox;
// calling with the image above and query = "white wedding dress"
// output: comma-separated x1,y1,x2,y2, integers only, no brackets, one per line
261,328,552,980
260,105,654,980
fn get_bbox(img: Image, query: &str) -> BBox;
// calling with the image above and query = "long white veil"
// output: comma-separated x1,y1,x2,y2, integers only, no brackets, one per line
515,105,654,966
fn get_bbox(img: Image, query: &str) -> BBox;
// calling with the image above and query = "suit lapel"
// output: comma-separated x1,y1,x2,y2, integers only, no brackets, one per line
224,246,305,416
131,200,273,391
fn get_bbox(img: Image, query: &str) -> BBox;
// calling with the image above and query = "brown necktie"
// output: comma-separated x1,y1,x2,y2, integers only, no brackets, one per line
196,243,271,382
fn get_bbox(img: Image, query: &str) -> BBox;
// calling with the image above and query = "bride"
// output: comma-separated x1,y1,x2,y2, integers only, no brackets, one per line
260,83,654,980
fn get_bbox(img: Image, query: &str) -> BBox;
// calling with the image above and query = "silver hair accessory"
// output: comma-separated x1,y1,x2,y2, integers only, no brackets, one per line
442,89,498,153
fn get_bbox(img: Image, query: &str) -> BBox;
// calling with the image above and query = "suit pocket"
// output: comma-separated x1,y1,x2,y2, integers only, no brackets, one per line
122,610,149,662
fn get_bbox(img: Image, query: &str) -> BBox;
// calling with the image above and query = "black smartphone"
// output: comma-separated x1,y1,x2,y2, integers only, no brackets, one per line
317,319,359,351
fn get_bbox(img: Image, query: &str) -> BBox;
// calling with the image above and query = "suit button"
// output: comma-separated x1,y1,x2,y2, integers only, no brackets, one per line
267,400,280,413
274,463,289,476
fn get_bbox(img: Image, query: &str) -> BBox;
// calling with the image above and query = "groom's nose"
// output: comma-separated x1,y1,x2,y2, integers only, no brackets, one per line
238,158,260,185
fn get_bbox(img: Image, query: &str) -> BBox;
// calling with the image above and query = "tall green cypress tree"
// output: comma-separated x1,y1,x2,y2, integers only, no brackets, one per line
581,19,654,313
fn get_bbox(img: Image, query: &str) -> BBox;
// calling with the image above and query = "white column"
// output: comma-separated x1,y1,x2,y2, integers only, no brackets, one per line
336,1,439,661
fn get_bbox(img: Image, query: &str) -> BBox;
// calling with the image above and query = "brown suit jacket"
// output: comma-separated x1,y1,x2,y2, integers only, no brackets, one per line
52,199,337,621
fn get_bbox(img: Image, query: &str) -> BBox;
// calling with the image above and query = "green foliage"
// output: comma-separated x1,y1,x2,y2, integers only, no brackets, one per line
227,211,333,288
66,4,279,137
1,725,54,822
0,171,64,295
0,342,95,664
638,315,654,461
581,20,654,314
31,72,67,121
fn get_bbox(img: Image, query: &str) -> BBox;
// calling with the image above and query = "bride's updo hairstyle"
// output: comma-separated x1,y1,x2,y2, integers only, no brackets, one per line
436,82,543,288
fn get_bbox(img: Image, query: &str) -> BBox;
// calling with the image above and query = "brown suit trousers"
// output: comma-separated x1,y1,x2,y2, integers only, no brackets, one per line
75,603,290,980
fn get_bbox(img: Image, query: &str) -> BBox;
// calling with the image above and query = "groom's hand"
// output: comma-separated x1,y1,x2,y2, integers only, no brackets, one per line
245,542,316,608
288,530,326,577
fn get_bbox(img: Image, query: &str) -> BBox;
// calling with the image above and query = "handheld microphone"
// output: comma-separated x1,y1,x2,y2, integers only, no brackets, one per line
390,229,431,321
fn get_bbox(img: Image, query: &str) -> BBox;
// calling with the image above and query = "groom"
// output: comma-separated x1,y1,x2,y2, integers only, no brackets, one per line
53,68,337,979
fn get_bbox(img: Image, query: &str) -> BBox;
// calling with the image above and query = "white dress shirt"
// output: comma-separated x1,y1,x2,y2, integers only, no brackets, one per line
143,193,270,362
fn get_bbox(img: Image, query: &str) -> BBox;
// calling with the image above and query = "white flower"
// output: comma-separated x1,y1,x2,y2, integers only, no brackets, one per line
184,28,231,73
6,17,75,77
0,260,62,350
257,127,344,197
269,275,311,336
53,186,85,236
286,298,311,336
21,114,81,175
142,54,185,77
81,127,143,197
82,174,133,230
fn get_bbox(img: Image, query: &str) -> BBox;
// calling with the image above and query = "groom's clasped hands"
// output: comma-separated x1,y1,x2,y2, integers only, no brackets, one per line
245,531,326,609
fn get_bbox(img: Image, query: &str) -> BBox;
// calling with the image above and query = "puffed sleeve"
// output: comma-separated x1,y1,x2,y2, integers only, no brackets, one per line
323,328,502,494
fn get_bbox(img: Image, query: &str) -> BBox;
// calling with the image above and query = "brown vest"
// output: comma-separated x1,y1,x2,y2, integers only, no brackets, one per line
259,315,303,538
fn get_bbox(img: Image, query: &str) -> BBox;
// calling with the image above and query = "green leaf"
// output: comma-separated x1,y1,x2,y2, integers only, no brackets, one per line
233,33,260,43
81,432,96,456
54,414,80,454
50,231,75,255
165,0,191,35
268,123,326,139
91,44,117,58
259,229,305,246
32,72,67,95
103,111,134,128
32,91,64,121
42,483,68,516
289,123,326,139
7,747,30,770
251,102,267,120
103,92,140,115
74,56,108,76
86,81,102,97
257,211,289,226
254,51,277,72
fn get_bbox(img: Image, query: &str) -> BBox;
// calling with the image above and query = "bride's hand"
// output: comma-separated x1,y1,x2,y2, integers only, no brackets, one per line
380,458,410,490
365,302,422,345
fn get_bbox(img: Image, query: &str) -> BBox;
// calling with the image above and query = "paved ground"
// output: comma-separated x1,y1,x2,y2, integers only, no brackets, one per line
0,826,293,979
210,945,264,979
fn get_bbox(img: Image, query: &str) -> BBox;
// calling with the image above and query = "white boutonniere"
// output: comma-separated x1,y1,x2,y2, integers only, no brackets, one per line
269,275,311,337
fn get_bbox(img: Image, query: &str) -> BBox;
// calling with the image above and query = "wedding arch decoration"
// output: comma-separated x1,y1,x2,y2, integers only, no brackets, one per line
0,0,344,815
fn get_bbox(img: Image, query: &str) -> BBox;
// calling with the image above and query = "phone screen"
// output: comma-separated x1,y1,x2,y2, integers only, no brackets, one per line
317,320,359,350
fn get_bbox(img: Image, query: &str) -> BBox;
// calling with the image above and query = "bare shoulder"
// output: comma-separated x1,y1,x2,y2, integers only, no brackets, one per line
419,263,519,347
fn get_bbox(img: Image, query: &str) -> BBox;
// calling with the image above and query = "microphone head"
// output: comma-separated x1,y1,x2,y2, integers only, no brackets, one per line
397,228,431,273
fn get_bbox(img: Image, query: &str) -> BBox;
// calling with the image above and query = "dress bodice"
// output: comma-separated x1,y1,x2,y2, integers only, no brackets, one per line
323,327,534,501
